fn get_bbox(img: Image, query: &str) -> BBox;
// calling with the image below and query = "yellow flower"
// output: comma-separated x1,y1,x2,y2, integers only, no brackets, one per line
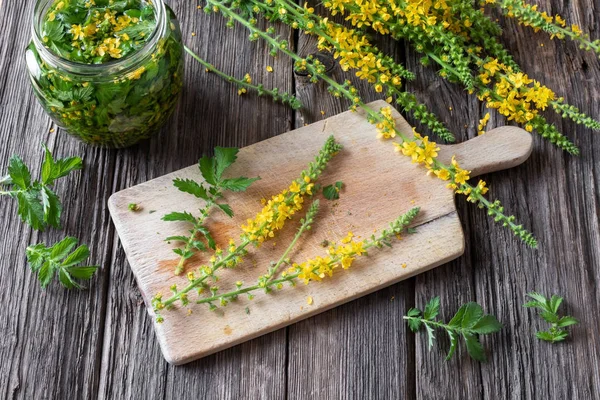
266,65,274,72
70,25,84,41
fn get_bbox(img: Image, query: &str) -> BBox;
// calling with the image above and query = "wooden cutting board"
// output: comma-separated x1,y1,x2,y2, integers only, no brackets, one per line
108,100,532,365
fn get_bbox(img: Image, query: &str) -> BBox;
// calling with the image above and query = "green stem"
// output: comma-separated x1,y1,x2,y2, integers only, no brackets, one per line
173,198,216,275
184,45,302,109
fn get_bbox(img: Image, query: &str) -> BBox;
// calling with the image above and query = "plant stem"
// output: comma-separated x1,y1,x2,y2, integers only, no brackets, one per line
173,198,215,275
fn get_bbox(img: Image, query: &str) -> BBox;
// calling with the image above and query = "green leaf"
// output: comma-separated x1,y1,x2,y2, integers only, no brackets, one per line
460,302,484,329
218,203,234,217
197,226,216,249
445,330,459,361
26,244,48,271
323,181,343,200
214,147,239,180
191,241,206,251
523,300,542,308
8,155,31,189
162,211,197,223
536,330,564,343
407,308,421,318
526,292,549,311
38,260,55,288
407,318,422,332
220,177,260,192
540,311,560,324
424,323,436,350
463,332,486,362
199,156,217,186
50,236,78,260
423,296,440,321
164,235,190,243
50,156,82,181
173,178,209,200
557,316,579,328
58,269,78,289
41,186,62,228
16,191,45,231
471,315,503,334
61,245,90,267
448,303,467,327
549,295,564,314
67,266,98,280
41,145,55,184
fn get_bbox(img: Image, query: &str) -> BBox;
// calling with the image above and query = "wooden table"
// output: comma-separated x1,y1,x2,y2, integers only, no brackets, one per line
1,1,599,399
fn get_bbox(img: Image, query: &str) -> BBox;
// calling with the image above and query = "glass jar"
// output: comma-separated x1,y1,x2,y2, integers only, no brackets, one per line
26,0,184,148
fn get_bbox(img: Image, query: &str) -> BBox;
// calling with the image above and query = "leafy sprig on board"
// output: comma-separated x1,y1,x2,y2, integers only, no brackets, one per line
524,292,579,343
404,297,503,361
163,147,259,275
26,237,98,289
323,181,343,200
0,145,82,231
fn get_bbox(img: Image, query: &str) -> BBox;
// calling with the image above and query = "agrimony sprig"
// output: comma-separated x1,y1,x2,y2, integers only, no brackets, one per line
0,145,82,231
159,207,420,315
404,297,503,362
524,292,579,343
184,45,302,110
152,136,342,320
26,237,98,289
163,146,259,275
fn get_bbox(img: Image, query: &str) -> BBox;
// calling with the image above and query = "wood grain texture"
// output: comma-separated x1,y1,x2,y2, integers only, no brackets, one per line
109,101,532,364
0,0,598,398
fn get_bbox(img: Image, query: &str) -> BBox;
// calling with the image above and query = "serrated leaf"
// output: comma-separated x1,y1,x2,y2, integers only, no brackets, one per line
26,244,48,271
38,260,54,288
214,147,239,180
526,292,549,310
423,296,440,321
50,156,82,181
549,295,563,314
16,191,45,230
463,332,486,362
41,186,62,228
218,203,234,217
173,178,208,200
540,310,560,324
448,303,467,327
536,330,559,342
41,145,55,184
407,318,422,332
220,177,260,192
197,226,216,249
8,155,31,189
50,236,78,260
471,315,503,334
523,300,541,308
424,323,436,350
58,268,78,289
191,241,206,251
460,302,484,329
67,266,98,280
164,235,189,243
199,156,217,186
557,316,579,328
61,245,90,267
445,330,459,360
162,211,197,223
407,308,421,318
323,181,343,200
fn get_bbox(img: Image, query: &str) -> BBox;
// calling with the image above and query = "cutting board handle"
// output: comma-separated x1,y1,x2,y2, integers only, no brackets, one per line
437,126,533,177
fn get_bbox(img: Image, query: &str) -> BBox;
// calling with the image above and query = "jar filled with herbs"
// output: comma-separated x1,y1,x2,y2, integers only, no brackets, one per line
26,0,184,148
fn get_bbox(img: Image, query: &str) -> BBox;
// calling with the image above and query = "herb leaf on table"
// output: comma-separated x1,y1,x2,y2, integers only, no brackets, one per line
0,145,82,231
163,147,260,275
524,292,578,343
26,237,98,289
404,297,503,361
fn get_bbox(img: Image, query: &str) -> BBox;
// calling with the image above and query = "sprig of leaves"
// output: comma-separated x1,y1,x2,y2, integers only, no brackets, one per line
26,237,98,289
323,181,343,200
163,147,259,274
0,145,82,231
404,297,503,361
524,292,579,343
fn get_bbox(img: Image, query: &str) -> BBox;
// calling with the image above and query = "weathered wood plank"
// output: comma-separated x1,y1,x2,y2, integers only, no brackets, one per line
96,2,294,399
287,9,418,399
406,0,600,399
0,2,114,399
